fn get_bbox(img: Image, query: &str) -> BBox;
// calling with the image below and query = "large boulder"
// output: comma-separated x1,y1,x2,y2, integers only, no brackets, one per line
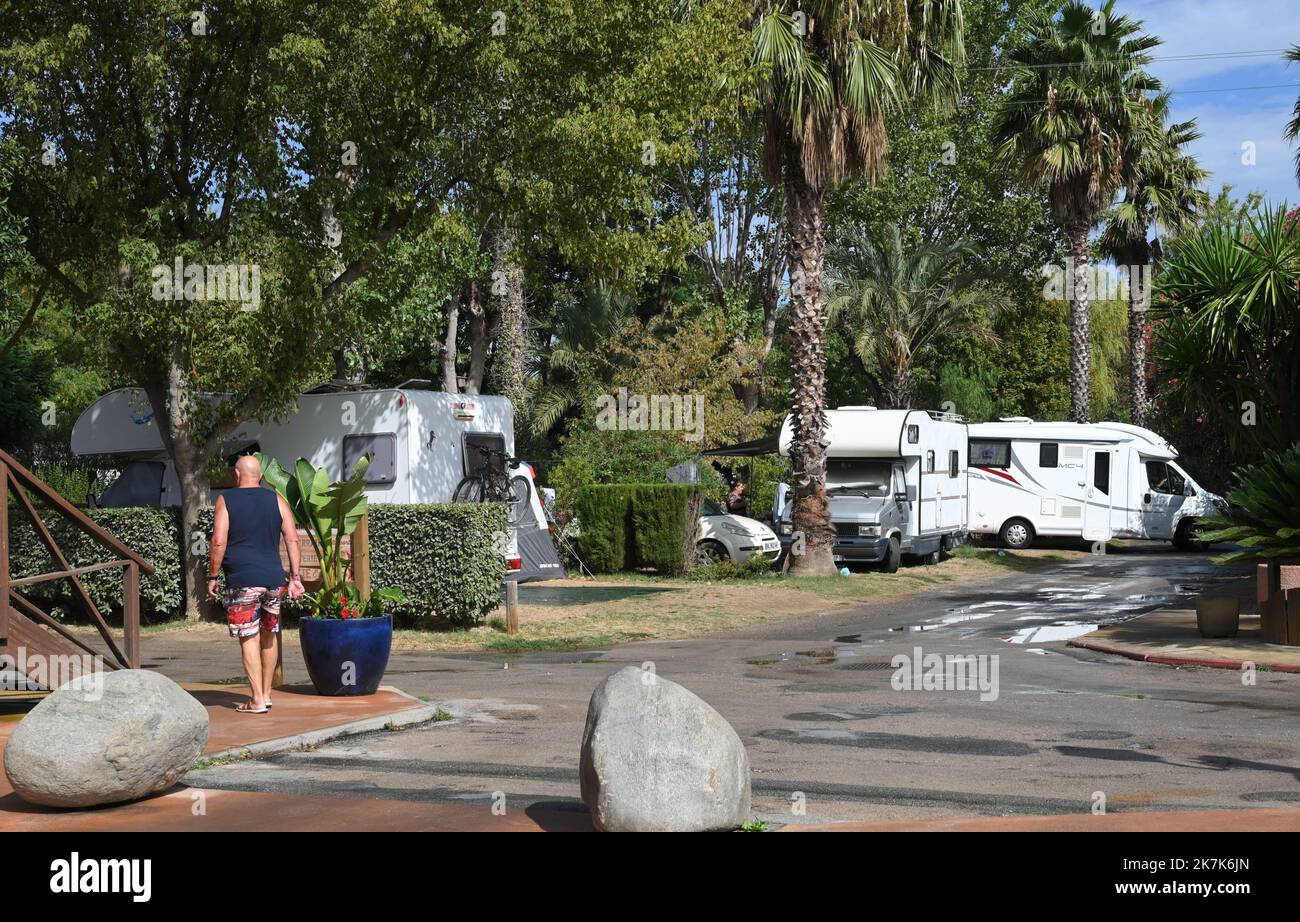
4,669,209,808
579,665,750,832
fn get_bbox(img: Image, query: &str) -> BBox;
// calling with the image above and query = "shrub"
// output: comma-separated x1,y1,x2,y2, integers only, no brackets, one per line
574,485,635,572
367,503,507,627
1202,443,1300,564
630,484,699,575
575,483,699,575
9,507,181,621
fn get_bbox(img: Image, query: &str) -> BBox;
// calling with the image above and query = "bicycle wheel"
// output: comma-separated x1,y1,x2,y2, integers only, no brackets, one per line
506,475,532,525
452,475,485,504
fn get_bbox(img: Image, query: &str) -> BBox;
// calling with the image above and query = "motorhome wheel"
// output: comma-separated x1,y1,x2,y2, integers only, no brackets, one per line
999,519,1034,550
882,536,901,573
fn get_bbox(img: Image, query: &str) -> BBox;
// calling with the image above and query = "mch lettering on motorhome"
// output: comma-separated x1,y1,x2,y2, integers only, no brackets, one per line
966,418,1226,550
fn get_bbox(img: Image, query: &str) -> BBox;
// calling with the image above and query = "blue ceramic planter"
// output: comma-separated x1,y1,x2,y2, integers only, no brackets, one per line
298,614,393,696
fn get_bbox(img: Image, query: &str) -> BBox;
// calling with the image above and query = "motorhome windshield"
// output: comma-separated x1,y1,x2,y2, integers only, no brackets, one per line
826,459,892,495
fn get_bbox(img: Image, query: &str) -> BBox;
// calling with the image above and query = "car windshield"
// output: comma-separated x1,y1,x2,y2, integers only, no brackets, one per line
826,459,892,496
702,499,723,516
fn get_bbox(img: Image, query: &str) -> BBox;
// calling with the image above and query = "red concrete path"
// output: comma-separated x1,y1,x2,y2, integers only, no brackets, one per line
786,807,1300,832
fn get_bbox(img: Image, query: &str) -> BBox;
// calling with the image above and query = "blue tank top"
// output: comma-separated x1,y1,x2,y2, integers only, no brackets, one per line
221,488,286,589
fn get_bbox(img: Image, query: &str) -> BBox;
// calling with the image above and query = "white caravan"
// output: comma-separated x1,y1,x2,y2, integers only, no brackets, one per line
966,418,1225,550
775,407,968,571
70,383,564,580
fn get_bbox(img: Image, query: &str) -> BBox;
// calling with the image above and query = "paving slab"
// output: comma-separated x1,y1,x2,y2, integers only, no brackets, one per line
1068,609,1300,672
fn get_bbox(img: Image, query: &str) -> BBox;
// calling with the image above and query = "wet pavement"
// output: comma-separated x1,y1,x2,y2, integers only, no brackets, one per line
175,544,1300,827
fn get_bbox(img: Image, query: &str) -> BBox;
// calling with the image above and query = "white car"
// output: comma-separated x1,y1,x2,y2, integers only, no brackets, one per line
697,499,782,565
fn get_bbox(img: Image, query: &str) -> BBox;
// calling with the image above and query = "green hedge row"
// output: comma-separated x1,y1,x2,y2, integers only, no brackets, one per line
367,503,507,627
9,502,506,627
575,484,699,575
9,508,182,620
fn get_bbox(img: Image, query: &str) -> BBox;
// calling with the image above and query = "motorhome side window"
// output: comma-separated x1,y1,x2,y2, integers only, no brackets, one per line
1145,461,1186,495
969,439,1010,468
949,450,959,478
343,434,397,485
1093,452,1111,495
1039,443,1059,468
926,450,935,473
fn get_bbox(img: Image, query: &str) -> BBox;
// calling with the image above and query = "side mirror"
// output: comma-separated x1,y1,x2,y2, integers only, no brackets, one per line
895,492,908,504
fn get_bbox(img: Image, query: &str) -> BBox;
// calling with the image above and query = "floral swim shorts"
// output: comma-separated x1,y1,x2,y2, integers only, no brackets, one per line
222,586,286,638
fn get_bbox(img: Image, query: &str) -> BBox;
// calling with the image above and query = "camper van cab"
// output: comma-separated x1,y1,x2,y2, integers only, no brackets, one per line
966,418,1225,550
775,408,968,571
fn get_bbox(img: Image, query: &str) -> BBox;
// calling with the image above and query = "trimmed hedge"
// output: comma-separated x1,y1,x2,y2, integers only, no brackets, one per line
9,508,182,621
9,502,506,627
576,484,699,575
367,503,507,627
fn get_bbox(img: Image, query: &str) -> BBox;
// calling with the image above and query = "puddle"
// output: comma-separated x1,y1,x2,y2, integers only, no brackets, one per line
1006,622,1097,644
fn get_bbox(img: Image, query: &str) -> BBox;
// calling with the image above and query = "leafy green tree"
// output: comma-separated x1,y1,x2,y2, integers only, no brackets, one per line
751,0,964,575
992,0,1160,423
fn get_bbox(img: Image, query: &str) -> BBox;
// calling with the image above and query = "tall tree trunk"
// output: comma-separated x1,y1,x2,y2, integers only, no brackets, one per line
1066,220,1092,423
1127,236,1152,427
880,365,914,410
145,343,212,623
491,225,526,409
783,171,836,577
465,280,487,395
439,289,461,392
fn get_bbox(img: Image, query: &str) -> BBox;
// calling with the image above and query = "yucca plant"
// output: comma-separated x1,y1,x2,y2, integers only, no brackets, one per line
1200,444,1300,564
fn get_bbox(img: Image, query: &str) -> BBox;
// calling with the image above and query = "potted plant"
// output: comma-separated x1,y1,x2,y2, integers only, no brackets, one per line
1200,444,1300,645
256,452,404,695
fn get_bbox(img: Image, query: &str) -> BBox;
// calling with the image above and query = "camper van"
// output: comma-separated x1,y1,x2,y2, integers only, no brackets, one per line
775,407,969,571
70,383,563,580
966,418,1225,550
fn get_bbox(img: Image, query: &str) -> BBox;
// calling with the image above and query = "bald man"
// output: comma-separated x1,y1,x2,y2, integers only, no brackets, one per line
207,456,305,714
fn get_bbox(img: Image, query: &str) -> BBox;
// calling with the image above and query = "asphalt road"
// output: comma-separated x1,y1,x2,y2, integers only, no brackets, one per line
187,545,1300,825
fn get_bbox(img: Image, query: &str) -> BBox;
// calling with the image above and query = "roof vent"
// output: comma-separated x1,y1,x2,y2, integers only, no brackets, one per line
998,416,1034,423
838,405,877,411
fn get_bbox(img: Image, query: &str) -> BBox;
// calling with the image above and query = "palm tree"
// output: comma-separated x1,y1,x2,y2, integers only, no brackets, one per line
828,224,1005,409
992,0,1160,423
1100,93,1207,426
1286,45,1300,185
751,0,964,576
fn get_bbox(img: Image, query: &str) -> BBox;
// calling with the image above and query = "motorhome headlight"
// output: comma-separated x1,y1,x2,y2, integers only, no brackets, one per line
858,525,879,537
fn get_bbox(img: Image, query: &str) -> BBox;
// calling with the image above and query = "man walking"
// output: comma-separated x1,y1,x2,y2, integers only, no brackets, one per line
208,455,305,713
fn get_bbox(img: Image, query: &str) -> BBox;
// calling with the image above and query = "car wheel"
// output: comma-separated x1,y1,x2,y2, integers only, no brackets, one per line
695,540,731,565
881,536,901,573
1172,519,1210,552
999,518,1034,550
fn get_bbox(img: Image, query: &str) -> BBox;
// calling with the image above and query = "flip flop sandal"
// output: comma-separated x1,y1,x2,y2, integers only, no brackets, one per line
236,702,268,714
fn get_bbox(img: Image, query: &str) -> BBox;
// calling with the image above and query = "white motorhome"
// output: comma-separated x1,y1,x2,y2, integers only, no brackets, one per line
775,407,968,571
966,418,1225,550
70,383,563,580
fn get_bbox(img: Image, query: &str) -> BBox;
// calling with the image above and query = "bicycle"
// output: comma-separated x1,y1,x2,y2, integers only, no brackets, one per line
452,444,533,526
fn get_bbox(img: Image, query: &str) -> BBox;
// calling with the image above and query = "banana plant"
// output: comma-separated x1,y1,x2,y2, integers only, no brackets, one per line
255,452,370,593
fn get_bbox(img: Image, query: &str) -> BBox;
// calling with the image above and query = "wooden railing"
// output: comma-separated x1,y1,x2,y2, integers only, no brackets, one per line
0,448,155,672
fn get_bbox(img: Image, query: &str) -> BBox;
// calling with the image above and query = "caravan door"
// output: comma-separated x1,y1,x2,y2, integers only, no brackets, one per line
1083,448,1114,541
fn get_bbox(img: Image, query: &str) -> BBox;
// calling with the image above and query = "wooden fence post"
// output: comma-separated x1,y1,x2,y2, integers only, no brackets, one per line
505,580,519,635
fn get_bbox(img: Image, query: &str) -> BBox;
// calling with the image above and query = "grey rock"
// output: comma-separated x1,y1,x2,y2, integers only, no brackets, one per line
580,665,751,831
4,669,209,808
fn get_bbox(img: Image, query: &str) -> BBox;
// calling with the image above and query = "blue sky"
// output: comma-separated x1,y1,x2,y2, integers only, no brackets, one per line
1127,0,1300,207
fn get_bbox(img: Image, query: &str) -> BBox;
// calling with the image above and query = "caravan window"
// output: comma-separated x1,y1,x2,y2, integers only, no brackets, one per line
1145,461,1186,495
949,450,959,478
1093,452,1111,495
969,439,1011,468
926,450,935,473
1039,443,1059,468
826,458,892,496
343,434,396,485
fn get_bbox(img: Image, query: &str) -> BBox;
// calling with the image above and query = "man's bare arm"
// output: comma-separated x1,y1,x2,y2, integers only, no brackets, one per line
209,496,229,577
279,495,304,597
